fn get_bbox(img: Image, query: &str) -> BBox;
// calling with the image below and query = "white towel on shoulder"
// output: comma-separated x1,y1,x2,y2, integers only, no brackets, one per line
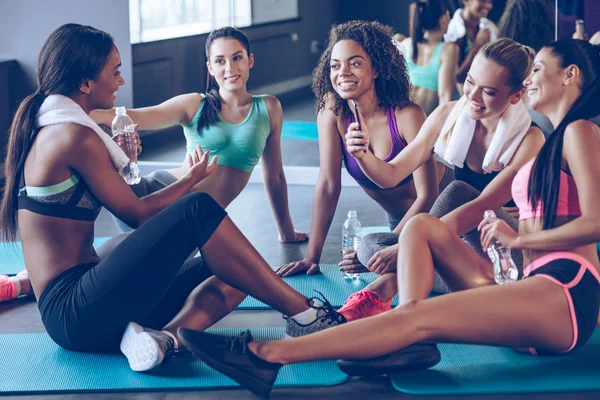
444,9,498,43
36,94,128,172
434,96,532,173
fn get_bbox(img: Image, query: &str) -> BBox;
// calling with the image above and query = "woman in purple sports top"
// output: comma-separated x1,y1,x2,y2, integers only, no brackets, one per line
276,21,450,277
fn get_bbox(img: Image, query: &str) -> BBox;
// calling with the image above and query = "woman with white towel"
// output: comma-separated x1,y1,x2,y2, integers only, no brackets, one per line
0,23,345,372
335,38,545,321
444,0,498,86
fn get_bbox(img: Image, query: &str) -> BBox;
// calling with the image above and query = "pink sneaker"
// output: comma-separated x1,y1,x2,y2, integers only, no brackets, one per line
338,289,393,322
0,275,19,303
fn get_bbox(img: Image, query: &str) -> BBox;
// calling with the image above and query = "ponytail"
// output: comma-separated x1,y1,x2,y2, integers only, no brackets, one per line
197,26,251,133
411,1,425,62
528,41,600,229
0,92,46,241
410,0,448,62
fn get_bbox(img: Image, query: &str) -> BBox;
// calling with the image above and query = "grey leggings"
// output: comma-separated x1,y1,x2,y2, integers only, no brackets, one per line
357,180,523,293
113,170,178,232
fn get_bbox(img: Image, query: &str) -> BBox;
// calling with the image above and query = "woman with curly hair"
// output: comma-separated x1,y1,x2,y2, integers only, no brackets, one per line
276,20,451,278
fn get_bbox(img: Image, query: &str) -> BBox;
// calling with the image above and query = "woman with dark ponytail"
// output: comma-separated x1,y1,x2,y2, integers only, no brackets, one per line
92,26,307,243
397,0,459,114
0,23,345,373
178,40,600,398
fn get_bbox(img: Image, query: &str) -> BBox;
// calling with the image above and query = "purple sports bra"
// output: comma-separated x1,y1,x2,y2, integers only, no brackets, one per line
342,107,412,190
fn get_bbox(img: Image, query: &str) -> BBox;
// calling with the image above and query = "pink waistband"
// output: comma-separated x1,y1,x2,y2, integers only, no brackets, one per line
523,252,600,282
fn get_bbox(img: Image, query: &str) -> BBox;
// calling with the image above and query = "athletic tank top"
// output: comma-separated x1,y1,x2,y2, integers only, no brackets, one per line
406,42,444,92
183,94,271,173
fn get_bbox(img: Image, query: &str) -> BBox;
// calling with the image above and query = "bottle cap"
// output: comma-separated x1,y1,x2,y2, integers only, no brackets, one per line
115,106,127,116
483,210,496,218
348,210,357,217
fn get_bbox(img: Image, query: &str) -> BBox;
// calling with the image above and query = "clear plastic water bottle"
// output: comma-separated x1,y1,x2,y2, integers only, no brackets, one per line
479,18,497,41
111,106,141,185
484,210,518,285
342,210,362,280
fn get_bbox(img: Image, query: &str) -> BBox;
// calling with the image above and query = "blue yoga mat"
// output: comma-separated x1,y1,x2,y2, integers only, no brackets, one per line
0,237,111,276
391,329,600,395
0,328,347,395
281,121,318,141
238,264,398,309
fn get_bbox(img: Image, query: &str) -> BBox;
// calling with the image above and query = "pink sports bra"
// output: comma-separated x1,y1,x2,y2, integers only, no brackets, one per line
512,159,581,221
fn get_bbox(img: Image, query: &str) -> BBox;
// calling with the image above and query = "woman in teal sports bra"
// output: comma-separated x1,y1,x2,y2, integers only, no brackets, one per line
398,0,459,115
91,27,306,243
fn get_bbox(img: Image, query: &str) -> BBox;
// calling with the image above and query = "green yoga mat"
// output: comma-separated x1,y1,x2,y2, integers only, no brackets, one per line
0,237,111,276
281,121,318,141
391,329,600,395
238,264,398,309
0,327,347,395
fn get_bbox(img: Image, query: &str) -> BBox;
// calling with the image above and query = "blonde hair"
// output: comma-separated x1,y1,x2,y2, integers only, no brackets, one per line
480,38,535,91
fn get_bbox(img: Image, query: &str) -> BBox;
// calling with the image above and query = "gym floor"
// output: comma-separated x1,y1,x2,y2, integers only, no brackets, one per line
0,95,597,399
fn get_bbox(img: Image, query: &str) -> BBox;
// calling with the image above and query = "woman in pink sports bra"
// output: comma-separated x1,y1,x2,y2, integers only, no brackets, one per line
173,40,600,395
277,20,450,277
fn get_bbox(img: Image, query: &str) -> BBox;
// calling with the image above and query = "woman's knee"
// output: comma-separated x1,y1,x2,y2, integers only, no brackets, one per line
430,181,480,218
401,214,442,239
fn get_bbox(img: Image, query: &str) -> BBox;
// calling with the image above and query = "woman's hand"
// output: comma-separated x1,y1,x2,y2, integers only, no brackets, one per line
367,245,398,275
474,28,491,49
278,230,309,243
345,121,369,159
338,250,368,274
112,124,142,159
276,258,320,277
183,145,218,185
478,216,521,251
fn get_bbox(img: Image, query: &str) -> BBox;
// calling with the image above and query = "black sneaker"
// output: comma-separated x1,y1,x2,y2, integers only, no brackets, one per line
178,328,282,398
336,343,441,376
284,291,347,339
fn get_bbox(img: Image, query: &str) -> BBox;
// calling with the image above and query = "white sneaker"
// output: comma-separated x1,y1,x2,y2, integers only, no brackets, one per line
120,322,175,372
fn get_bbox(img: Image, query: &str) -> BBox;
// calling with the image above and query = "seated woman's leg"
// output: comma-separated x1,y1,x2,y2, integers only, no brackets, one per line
180,218,584,395
39,193,343,370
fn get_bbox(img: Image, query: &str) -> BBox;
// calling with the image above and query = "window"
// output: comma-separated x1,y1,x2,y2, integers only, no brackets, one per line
130,0,298,44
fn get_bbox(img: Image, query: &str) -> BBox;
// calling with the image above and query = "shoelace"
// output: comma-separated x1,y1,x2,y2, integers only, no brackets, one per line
309,290,347,325
226,330,253,355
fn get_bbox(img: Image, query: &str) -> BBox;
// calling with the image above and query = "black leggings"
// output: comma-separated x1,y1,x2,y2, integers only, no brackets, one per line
37,192,227,352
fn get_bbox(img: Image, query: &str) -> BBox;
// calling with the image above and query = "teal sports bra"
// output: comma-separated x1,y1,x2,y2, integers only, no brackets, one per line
406,42,444,92
183,94,271,173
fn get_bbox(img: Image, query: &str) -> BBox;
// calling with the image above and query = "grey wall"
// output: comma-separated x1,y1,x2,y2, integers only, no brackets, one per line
0,0,133,108
339,0,411,36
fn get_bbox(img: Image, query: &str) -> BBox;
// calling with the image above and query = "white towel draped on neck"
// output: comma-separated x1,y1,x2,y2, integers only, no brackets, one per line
444,9,498,43
36,94,128,172
433,96,532,173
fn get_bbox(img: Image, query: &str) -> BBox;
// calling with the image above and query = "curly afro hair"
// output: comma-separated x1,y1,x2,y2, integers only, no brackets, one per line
312,20,413,120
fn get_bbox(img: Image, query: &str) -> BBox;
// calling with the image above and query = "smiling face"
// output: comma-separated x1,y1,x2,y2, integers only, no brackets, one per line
207,37,254,91
88,46,124,109
329,39,377,100
463,0,493,19
523,48,567,114
463,54,523,120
